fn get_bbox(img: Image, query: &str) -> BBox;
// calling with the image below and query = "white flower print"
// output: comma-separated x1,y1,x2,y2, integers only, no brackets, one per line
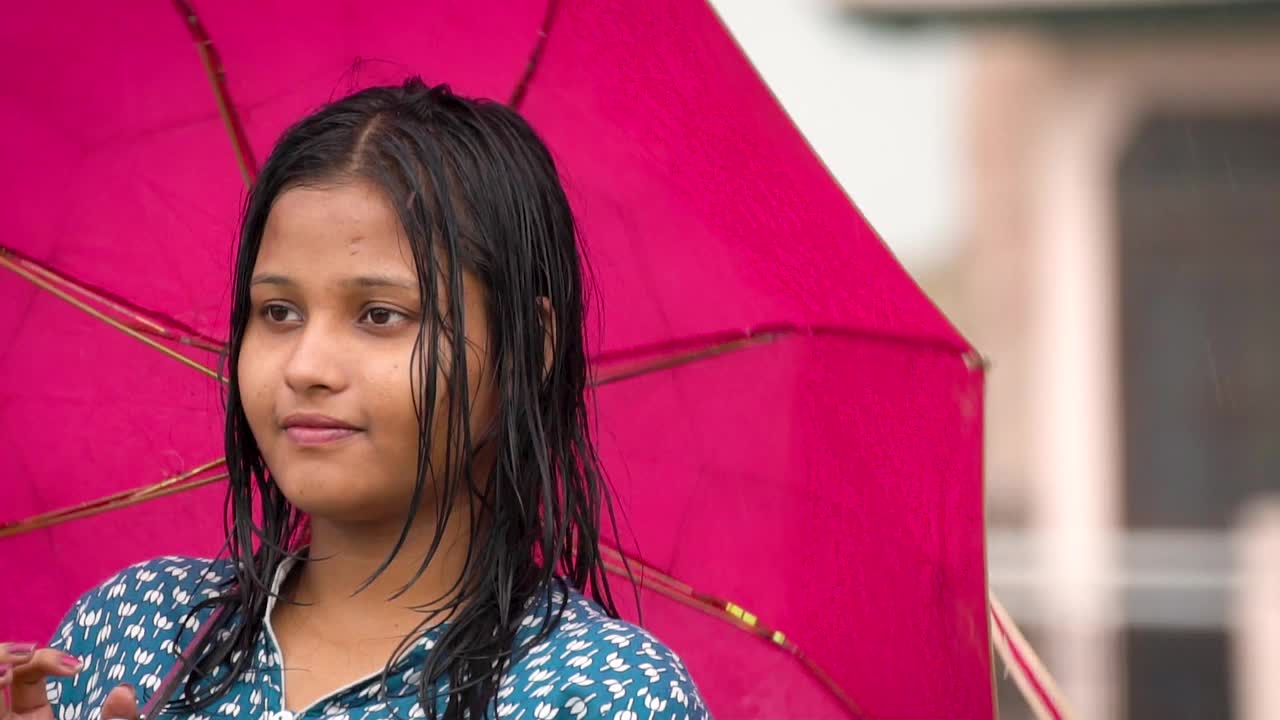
565,696,591,720
643,695,668,713
639,643,662,662
530,684,553,699
604,679,631,700
639,664,666,683
562,639,590,656
44,557,710,720
603,652,631,673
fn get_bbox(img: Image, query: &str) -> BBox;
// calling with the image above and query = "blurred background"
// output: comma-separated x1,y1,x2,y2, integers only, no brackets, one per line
706,1,1280,718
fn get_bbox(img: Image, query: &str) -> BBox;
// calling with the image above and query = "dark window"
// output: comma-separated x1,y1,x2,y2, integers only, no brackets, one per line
1119,113,1280,529
1124,628,1233,720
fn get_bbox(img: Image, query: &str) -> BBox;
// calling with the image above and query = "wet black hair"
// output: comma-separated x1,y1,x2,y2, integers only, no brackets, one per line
180,77,625,720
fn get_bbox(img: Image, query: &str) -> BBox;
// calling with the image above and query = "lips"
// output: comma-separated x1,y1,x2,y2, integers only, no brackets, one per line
280,413,363,446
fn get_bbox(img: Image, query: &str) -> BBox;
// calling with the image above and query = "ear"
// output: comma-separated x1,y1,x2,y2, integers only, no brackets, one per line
537,297,556,382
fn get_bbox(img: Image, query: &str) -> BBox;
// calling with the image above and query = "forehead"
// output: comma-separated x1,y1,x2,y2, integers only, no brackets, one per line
256,181,416,274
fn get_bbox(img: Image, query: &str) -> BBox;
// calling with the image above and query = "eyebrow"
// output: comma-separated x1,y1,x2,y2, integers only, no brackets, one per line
250,273,419,291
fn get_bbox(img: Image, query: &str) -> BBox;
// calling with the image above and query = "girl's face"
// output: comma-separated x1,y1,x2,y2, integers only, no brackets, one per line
239,179,495,525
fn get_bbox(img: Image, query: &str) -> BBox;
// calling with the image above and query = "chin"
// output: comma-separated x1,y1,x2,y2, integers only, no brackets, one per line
272,471,403,524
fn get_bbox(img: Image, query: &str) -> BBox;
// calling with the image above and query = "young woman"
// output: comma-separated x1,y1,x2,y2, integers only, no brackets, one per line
0,78,709,720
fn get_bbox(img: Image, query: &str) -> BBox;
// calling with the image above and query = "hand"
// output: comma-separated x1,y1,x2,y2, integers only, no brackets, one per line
0,644,138,720
0,643,81,720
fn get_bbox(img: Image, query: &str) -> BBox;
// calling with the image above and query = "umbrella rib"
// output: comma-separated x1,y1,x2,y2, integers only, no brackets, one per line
0,458,227,539
591,322,982,389
0,249,223,381
591,333,780,386
990,591,1074,720
508,0,561,109
595,322,972,367
172,0,258,187
0,245,227,354
600,544,869,718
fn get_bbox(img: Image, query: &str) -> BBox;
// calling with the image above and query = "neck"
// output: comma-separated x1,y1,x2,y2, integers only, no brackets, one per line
285,503,475,632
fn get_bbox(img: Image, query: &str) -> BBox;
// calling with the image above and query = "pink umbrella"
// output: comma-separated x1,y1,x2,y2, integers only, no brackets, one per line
0,1,994,717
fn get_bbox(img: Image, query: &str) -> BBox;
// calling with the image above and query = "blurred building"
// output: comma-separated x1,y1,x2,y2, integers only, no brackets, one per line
836,1,1280,718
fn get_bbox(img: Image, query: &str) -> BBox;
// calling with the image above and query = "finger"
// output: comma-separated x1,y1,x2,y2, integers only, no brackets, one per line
100,684,138,720
0,644,38,668
0,641,38,716
1,662,13,719
9,649,81,713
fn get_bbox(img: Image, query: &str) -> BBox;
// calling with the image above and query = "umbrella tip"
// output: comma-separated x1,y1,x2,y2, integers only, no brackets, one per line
963,349,989,372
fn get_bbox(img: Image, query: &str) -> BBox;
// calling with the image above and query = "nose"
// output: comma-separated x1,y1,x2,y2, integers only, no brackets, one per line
282,317,349,395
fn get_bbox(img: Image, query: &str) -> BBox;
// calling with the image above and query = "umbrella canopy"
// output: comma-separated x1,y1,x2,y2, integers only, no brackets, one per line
0,1,993,717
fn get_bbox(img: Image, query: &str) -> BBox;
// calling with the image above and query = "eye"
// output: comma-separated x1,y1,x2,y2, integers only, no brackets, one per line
360,306,410,327
261,302,302,324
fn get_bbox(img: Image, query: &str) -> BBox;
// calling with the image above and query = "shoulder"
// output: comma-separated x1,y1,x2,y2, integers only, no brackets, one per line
47,556,234,719
50,555,232,648
500,584,711,719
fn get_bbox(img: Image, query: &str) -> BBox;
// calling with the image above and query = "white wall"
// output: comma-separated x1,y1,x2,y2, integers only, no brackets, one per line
706,0,971,273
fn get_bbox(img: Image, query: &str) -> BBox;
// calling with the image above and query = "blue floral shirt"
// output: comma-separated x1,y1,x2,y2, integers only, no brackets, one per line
46,556,711,720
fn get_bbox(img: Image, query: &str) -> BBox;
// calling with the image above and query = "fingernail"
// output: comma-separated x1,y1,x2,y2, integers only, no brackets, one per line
58,654,82,669
6,643,35,657
0,664,11,679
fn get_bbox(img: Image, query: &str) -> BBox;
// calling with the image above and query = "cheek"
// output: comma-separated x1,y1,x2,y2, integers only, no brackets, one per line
367,358,422,437
236,332,277,429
